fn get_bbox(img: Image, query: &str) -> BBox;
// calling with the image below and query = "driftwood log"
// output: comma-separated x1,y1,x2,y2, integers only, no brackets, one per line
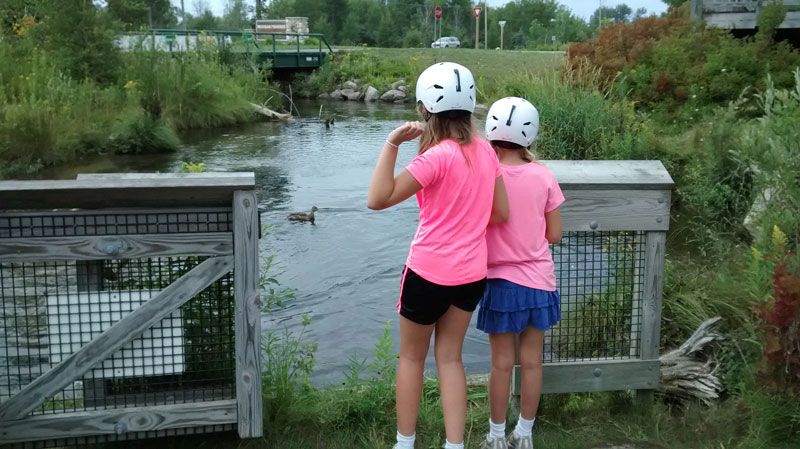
659,316,724,405
250,103,291,121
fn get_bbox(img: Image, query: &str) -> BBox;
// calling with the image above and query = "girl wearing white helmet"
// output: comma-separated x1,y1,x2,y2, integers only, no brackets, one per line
367,62,509,449
478,97,564,449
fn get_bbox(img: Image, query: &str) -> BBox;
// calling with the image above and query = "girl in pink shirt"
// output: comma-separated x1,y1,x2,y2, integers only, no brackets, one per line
478,97,564,449
367,62,509,449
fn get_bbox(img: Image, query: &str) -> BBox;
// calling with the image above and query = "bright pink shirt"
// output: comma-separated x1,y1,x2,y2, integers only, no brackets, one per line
405,137,501,286
486,162,564,291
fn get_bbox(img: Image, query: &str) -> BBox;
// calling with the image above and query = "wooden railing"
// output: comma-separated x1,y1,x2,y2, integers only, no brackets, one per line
0,173,262,445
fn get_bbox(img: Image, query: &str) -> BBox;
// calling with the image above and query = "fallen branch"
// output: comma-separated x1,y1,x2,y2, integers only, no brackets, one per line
659,317,724,405
250,103,291,121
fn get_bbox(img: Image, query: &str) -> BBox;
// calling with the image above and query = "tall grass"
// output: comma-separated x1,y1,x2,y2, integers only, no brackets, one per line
0,37,279,179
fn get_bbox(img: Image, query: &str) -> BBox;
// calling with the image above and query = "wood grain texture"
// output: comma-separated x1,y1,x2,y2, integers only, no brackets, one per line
0,256,234,421
560,189,671,231
640,232,667,361
543,160,674,190
233,190,263,439
0,400,237,444
512,359,660,395
0,173,254,210
0,233,233,262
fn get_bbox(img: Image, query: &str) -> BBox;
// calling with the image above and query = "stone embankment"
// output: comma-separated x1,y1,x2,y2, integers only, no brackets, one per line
318,79,409,104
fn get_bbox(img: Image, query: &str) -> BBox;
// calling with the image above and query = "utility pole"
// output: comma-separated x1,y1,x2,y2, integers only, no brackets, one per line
181,0,186,30
484,2,488,49
256,0,263,20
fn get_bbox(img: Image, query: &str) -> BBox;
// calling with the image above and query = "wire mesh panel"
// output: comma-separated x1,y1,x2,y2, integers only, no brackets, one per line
0,257,236,415
0,207,238,419
545,231,645,363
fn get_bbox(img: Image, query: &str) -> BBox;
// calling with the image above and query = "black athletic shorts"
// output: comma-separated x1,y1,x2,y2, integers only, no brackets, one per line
399,267,487,325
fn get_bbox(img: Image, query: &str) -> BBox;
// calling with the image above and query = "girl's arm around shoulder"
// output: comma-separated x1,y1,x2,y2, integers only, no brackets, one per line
489,176,509,224
544,208,562,243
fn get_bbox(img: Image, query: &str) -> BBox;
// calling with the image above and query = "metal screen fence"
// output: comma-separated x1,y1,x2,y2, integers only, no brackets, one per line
546,231,646,363
0,211,236,419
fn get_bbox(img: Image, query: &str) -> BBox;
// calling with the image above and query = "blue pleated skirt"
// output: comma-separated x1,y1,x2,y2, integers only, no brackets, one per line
477,278,561,334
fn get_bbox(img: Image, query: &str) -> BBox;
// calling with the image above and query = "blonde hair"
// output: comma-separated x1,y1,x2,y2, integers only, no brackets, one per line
417,104,475,162
491,140,537,162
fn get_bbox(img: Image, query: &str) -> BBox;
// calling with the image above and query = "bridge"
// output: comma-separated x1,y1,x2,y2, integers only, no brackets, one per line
116,29,334,70
691,0,800,29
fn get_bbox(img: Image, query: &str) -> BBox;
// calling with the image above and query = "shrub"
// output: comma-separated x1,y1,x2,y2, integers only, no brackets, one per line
568,3,800,114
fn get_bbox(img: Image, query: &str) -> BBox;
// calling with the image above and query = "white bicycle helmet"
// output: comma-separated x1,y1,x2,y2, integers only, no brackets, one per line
415,62,476,114
485,97,540,147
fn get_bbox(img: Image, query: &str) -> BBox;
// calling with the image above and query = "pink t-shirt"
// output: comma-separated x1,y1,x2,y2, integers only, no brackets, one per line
486,162,564,291
405,137,501,286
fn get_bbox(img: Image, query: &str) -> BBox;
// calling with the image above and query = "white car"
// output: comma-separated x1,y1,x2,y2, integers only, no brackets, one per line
431,37,460,48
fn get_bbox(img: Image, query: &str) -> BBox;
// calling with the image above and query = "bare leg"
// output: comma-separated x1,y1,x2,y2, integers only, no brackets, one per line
488,332,516,425
517,327,545,420
396,315,435,437
433,305,473,444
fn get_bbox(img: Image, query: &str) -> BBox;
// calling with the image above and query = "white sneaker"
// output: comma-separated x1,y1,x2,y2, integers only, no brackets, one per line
508,431,533,449
480,435,508,449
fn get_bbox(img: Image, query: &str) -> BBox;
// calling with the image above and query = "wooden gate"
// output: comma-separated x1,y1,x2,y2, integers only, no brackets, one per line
0,173,262,445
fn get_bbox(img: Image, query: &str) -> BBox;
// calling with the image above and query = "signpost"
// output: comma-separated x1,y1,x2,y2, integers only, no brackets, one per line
434,6,442,43
499,20,506,50
473,7,482,49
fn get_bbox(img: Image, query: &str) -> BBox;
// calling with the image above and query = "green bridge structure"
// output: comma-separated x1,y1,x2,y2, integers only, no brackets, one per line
117,29,334,70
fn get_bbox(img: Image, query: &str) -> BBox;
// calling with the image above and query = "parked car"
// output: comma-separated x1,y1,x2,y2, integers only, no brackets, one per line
431,37,460,48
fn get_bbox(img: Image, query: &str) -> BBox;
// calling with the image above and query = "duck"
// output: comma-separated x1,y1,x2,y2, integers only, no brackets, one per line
287,206,319,224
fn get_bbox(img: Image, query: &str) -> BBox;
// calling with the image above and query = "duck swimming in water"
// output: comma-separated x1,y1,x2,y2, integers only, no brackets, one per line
287,206,319,224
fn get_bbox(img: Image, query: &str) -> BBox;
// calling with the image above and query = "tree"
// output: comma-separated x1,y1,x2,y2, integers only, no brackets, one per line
590,3,632,27
221,0,251,29
662,0,689,7
107,0,176,30
633,7,648,21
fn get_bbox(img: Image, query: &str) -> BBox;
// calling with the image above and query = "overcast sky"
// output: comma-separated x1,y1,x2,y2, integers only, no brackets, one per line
176,0,668,22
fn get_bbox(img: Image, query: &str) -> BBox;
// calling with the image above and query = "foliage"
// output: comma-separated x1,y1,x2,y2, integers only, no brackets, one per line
107,0,176,30
568,4,800,115
178,161,206,173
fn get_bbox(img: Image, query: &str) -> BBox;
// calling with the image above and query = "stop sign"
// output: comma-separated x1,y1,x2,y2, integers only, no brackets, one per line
435,6,442,19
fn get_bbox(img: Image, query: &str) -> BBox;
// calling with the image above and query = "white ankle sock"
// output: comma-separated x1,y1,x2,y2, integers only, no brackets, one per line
443,440,464,449
396,431,415,449
488,419,506,440
513,414,535,437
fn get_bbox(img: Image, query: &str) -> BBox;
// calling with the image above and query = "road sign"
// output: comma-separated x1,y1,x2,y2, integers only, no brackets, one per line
435,6,442,19
473,7,482,18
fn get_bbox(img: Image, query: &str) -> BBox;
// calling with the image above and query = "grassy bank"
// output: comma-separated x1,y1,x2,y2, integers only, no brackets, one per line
296,47,563,103
0,14,280,180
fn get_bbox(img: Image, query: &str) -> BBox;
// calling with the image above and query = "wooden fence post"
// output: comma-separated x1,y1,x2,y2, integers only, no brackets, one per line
233,190,263,438
635,230,667,404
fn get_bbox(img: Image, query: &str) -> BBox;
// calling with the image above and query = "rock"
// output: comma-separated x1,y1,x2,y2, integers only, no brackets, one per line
474,103,489,113
393,99,406,104
317,93,331,100
743,187,776,239
398,85,407,93
343,80,358,90
340,88,363,101
391,79,405,90
364,86,380,102
380,89,406,102
329,89,344,100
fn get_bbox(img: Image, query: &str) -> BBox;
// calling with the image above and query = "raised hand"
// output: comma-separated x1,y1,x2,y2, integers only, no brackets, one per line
387,121,425,147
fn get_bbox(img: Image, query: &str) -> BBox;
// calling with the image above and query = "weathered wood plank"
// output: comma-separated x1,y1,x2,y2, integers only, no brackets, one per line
640,232,666,361
233,190,263,439
0,233,233,262
0,256,234,421
512,359,659,395
543,160,674,190
0,399,237,444
0,173,254,210
560,189,670,231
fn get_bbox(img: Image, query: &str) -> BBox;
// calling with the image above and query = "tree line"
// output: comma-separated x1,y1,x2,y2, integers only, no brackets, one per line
1,0,672,50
